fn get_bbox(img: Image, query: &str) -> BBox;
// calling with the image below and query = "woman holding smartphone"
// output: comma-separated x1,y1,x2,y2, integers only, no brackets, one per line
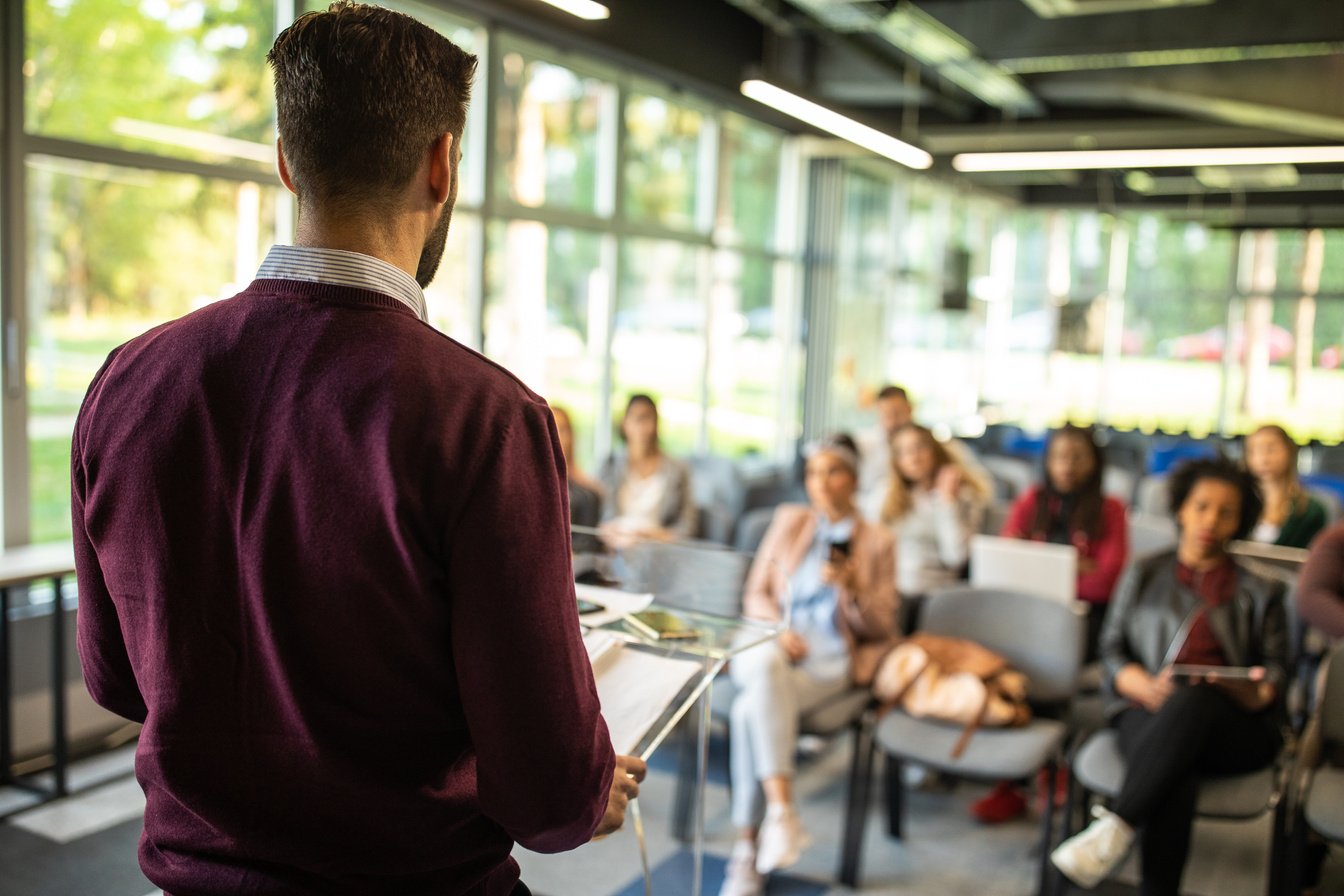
1051,456,1287,896
718,434,899,896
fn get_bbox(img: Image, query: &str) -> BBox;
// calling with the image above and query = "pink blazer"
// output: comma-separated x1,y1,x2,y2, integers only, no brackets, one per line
742,503,900,686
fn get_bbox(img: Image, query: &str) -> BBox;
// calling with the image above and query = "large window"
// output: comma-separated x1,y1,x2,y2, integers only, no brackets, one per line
26,157,283,542
484,221,607,469
612,238,709,455
624,92,712,232
26,0,276,169
495,46,614,215
7,2,804,548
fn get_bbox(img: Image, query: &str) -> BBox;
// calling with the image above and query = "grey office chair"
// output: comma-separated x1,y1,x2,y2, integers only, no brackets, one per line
843,585,1086,895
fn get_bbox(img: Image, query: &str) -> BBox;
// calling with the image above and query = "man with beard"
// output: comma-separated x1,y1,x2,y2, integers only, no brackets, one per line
71,4,641,895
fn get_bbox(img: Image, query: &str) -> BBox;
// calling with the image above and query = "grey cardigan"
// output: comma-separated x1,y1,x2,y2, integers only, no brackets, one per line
597,452,697,539
1099,550,1288,719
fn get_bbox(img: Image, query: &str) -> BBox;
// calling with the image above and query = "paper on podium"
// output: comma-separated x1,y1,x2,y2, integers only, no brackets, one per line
583,630,703,756
575,583,654,629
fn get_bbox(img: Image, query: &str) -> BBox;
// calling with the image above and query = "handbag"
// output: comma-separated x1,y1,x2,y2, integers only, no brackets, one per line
871,632,1032,758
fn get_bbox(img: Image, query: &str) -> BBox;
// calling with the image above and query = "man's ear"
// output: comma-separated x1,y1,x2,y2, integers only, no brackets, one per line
427,132,454,205
276,138,298,195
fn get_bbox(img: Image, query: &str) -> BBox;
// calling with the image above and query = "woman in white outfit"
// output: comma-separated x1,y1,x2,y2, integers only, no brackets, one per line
879,423,989,630
719,434,900,896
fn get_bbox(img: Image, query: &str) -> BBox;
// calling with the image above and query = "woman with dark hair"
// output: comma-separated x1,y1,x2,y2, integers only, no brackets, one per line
1052,456,1287,896
975,424,1130,824
598,394,696,547
1002,424,1130,647
1244,423,1327,549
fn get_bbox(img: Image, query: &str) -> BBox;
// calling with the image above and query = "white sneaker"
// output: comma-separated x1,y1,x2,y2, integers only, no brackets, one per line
1050,805,1136,889
755,804,812,874
718,840,763,896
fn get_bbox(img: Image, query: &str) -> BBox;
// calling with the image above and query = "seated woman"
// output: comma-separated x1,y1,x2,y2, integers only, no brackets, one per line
551,405,604,555
876,423,990,628
1002,423,1129,653
1051,456,1287,896
597,394,696,547
719,434,899,896
1243,423,1327,549
976,424,1130,823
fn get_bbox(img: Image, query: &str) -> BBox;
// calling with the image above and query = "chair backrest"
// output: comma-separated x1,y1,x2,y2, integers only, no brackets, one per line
1320,643,1344,747
980,455,1035,502
919,585,1085,703
689,454,747,516
1306,485,1344,525
1103,467,1137,506
618,540,753,618
1128,511,1177,558
979,500,1012,537
1135,473,1170,517
733,506,776,553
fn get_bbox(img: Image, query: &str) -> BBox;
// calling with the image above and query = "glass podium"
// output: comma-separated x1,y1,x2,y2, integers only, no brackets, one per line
571,531,790,896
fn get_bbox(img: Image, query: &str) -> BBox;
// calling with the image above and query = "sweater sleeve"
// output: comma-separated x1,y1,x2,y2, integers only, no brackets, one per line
1077,498,1129,604
72,376,148,724
447,399,615,854
1297,522,1344,638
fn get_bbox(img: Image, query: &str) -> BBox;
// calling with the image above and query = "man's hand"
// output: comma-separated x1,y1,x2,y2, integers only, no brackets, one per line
592,754,648,839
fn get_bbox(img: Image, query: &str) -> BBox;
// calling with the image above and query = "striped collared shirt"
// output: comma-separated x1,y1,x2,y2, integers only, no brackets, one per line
256,245,427,322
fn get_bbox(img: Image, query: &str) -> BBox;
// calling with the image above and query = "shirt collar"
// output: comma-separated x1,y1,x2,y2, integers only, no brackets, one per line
257,245,427,322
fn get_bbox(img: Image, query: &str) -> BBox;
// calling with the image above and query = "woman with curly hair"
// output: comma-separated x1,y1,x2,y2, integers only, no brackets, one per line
1052,456,1287,896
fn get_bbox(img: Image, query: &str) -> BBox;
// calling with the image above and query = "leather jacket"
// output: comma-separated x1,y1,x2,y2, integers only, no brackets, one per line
1099,550,1288,719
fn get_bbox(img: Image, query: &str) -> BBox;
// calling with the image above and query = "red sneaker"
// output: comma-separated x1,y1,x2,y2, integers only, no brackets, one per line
971,781,1027,824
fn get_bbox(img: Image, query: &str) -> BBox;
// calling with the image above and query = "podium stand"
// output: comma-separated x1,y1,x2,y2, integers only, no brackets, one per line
575,535,789,896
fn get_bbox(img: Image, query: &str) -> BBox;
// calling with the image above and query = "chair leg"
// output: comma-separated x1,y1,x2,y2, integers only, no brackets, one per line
838,710,877,888
1036,760,1058,896
1266,792,1291,896
885,754,905,839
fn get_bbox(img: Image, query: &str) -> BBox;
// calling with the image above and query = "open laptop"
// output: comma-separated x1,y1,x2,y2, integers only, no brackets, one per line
969,534,1078,604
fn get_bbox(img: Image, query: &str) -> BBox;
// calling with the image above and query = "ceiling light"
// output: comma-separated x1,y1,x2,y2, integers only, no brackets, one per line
535,0,609,20
741,79,932,170
953,145,1344,172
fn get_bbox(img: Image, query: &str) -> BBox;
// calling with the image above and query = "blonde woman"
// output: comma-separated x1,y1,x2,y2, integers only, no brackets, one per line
1243,423,1327,549
878,424,989,622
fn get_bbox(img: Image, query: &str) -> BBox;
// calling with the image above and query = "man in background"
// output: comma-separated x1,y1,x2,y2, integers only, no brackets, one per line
856,384,914,512
73,4,640,894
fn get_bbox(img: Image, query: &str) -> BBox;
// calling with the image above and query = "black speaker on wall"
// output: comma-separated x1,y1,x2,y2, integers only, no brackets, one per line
941,246,972,311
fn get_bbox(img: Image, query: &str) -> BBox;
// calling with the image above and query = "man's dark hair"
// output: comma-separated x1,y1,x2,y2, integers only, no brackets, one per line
876,385,909,402
268,2,478,212
1167,455,1263,541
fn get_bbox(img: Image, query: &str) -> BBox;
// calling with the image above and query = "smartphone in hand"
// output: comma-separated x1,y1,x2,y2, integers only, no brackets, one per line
828,539,852,563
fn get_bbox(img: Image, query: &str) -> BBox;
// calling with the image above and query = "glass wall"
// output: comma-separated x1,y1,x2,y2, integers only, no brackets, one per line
5,2,806,545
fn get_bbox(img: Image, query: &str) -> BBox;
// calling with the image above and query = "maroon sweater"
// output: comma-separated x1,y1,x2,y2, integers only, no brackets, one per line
73,279,614,895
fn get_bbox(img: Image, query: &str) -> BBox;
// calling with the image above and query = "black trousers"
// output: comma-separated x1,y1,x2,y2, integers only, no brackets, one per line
1112,685,1282,896
512,883,533,896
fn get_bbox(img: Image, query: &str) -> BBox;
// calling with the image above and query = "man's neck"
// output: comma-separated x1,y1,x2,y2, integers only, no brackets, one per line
294,212,421,282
